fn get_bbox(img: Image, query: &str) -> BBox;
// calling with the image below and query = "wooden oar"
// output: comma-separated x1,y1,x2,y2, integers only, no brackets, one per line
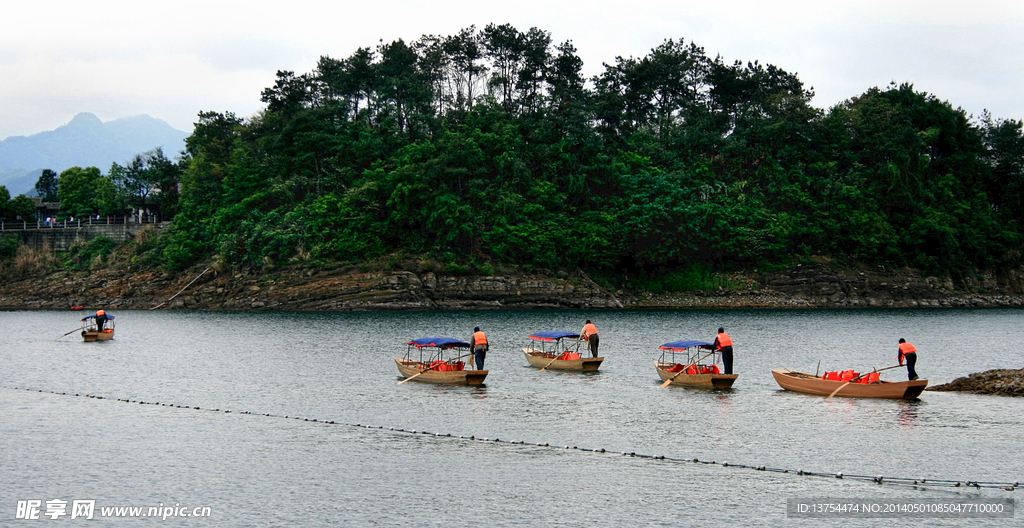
825,364,903,399
660,350,715,388
398,352,471,384
56,327,83,340
541,338,581,371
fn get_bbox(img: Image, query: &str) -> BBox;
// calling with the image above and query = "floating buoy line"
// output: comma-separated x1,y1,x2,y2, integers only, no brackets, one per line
5,384,1019,492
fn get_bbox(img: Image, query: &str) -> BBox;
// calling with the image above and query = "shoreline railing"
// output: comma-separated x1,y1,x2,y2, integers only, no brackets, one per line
0,215,160,231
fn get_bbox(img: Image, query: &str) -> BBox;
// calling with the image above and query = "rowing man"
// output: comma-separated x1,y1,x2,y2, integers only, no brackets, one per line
471,327,488,370
714,327,733,374
897,338,919,380
581,320,599,358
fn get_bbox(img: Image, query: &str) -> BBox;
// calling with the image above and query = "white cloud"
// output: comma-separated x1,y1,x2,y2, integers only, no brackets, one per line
1,0,1023,139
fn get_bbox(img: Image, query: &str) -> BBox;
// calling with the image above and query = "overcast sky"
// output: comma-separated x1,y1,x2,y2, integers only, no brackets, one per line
2,0,1022,140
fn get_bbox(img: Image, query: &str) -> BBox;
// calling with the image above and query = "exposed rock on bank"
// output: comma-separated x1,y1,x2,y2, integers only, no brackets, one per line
929,369,1024,397
758,264,1024,308
0,266,621,311
2,262,1024,311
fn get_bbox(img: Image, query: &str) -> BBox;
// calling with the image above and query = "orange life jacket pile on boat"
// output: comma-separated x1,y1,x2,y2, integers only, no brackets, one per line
664,364,720,374
428,360,465,372
558,352,580,360
822,370,880,383
860,372,880,383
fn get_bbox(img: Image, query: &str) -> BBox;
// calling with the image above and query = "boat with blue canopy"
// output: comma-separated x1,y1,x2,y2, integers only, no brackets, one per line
522,331,604,371
80,313,115,341
395,337,487,385
655,340,737,389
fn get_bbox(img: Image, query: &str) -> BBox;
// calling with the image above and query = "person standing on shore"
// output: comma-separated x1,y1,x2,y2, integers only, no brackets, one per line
713,327,733,374
581,320,599,358
471,326,488,370
897,338,919,380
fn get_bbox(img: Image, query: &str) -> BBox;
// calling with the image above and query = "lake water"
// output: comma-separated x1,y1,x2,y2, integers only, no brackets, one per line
2,308,1021,526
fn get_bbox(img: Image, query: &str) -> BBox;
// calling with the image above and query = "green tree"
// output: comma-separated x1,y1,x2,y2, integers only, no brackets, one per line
8,195,37,221
57,167,121,218
0,185,9,220
34,169,59,201
110,148,181,220
136,24,1024,282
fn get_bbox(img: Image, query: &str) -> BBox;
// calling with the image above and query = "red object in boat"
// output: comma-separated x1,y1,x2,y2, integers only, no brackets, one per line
70,306,84,311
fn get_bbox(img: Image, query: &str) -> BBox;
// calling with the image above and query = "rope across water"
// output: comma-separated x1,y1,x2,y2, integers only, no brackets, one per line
5,384,1019,492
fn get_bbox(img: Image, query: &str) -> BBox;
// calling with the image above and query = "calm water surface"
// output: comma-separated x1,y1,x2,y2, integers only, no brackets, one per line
2,308,1022,526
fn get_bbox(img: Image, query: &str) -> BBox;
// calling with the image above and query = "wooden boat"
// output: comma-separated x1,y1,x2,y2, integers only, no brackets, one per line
522,331,603,371
655,340,737,389
82,329,115,342
395,337,487,385
771,368,928,399
81,314,115,341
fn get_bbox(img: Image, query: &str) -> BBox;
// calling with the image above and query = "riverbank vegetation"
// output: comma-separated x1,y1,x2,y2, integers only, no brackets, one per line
13,24,1024,289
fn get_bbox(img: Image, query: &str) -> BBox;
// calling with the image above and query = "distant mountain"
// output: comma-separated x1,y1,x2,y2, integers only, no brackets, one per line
0,168,43,198
0,113,188,196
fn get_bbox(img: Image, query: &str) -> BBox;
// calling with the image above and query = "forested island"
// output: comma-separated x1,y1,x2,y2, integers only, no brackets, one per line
3,24,1024,307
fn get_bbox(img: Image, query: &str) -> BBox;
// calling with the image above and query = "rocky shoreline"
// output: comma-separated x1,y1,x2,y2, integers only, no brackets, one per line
3,261,1024,311
929,369,1024,397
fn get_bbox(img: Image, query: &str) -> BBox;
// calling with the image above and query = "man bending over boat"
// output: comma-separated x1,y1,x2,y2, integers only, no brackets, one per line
581,320,599,358
87,309,109,331
472,327,488,370
897,338,919,380
714,327,733,374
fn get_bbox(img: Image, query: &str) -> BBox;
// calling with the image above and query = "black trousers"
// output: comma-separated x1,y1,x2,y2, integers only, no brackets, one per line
474,346,487,370
720,346,733,374
905,352,918,380
587,334,599,358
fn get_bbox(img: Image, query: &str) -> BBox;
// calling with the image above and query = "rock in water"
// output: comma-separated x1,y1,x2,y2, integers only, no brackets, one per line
929,368,1024,397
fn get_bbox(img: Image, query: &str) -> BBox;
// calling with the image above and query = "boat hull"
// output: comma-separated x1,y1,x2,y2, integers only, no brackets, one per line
82,330,114,342
523,349,603,371
395,358,487,385
772,369,927,399
655,361,737,389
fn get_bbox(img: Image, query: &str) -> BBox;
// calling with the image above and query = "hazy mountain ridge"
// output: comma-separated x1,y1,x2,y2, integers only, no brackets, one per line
0,113,189,196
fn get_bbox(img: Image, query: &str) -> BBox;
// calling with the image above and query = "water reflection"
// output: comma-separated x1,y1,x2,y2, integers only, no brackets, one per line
470,386,489,399
896,400,921,428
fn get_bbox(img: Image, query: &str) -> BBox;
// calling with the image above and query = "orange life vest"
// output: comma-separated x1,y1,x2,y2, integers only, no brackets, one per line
96,309,106,317
583,323,598,338
716,332,732,348
899,342,917,355
859,372,880,384
473,331,488,346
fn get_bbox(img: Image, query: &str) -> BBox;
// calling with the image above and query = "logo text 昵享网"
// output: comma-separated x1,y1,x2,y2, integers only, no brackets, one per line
16,500,211,520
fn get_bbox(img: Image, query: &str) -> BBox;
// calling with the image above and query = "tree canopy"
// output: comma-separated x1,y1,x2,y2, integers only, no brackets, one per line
133,25,1023,283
